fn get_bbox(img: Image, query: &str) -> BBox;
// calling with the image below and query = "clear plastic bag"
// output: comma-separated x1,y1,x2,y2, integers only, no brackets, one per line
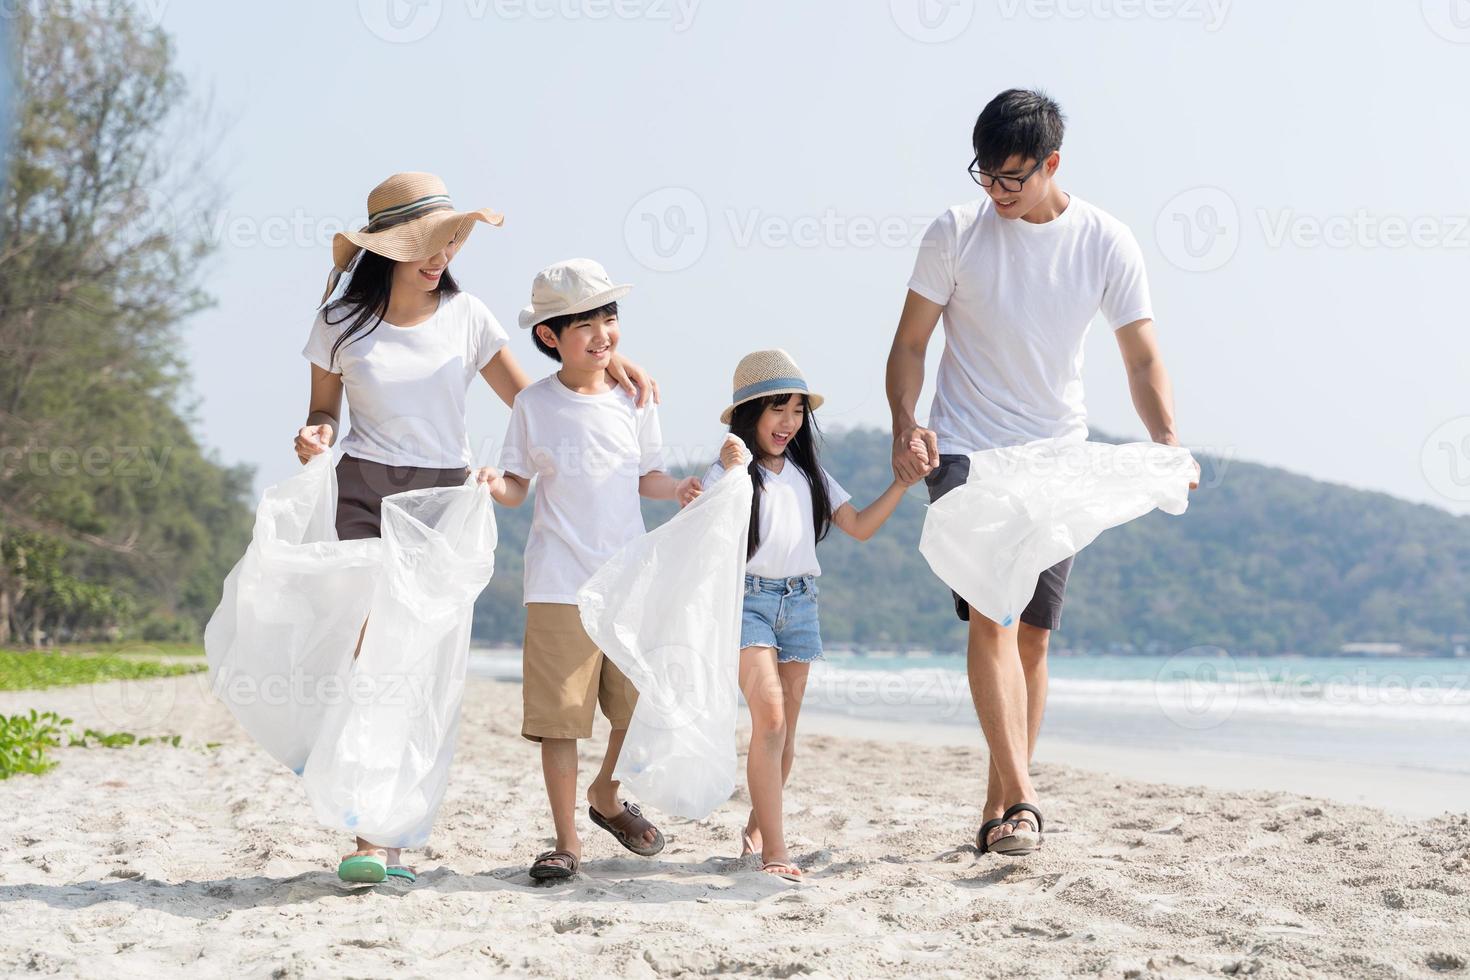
920,438,1195,627
577,440,753,819
205,453,496,847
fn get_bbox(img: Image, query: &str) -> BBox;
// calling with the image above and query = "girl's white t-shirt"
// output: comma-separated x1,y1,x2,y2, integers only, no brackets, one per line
301,291,508,468
704,459,850,578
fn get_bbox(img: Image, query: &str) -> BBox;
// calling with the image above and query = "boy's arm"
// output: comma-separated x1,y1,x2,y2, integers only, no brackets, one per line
490,471,530,507
832,479,912,542
639,470,697,501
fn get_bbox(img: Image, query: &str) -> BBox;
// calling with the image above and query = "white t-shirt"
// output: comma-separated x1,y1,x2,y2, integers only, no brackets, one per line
302,291,508,468
499,374,665,605
907,194,1153,456
703,459,850,579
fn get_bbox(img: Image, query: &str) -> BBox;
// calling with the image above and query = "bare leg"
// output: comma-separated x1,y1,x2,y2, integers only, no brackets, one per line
775,661,812,787
541,737,582,861
586,728,657,847
967,610,1037,848
982,623,1051,824
739,646,789,865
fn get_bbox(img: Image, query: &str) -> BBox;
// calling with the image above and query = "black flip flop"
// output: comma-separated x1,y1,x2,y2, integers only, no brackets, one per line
978,803,1045,856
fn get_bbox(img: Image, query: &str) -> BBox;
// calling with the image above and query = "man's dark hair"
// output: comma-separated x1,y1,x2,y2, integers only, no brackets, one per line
972,88,1066,172
531,301,619,362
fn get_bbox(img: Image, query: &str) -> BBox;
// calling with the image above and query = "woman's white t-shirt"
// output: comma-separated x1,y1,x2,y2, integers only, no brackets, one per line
704,459,850,578
907,194,1153,456
301,291,509,468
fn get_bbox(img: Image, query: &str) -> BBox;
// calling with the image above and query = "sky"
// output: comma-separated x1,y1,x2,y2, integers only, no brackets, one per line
131,0,1470,514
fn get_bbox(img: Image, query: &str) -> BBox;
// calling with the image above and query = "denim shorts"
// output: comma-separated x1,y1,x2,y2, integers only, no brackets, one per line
740,574,823,664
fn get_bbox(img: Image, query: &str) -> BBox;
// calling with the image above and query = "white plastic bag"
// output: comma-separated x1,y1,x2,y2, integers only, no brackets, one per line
920,438,1195,627
577,440,753,819
303,479,496,847
205,453,496,847
204,453,379,774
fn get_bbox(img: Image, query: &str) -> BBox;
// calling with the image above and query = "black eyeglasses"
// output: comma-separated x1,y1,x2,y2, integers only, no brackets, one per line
968,156,1048,193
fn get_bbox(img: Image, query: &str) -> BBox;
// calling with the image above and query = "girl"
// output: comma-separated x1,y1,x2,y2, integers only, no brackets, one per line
680,349,922,880
293,172,657,883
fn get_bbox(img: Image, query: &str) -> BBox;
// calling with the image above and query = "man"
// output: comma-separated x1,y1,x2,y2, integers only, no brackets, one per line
886,88,1195,856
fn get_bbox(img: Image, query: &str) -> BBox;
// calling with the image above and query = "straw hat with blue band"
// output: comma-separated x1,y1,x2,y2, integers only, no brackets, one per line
720,349,825,425
322,172,504,305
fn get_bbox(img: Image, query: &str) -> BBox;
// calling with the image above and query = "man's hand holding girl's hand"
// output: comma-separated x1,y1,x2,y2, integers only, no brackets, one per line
294,423,333,465
892,425,937,484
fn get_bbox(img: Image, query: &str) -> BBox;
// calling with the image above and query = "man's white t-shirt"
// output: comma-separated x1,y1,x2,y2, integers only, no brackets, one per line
302,291,509,468
703,459,850,578
907,194,1153,456
500,374,664,605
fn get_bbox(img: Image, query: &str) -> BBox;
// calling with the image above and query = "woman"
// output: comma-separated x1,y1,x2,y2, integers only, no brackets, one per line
293,172,657,883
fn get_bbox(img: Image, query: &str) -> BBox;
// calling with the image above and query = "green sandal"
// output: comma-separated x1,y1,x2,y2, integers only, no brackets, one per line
385,865,417,883
337,853,388,883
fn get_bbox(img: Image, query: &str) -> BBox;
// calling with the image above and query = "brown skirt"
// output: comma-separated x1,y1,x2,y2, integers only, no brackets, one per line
334,453,471,541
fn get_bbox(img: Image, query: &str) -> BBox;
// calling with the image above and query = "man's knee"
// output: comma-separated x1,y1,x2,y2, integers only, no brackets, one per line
1017,623,1051,669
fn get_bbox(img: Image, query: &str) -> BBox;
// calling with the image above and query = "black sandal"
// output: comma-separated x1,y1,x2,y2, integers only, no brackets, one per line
977,803,1044,856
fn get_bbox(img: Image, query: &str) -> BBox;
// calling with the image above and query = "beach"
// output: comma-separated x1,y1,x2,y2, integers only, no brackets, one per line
1,671,1468,979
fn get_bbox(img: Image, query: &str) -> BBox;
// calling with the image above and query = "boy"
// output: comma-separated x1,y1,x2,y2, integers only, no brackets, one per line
486,258,697,881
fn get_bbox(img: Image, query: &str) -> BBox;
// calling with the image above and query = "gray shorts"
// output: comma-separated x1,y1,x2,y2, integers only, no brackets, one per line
924,453,1073,631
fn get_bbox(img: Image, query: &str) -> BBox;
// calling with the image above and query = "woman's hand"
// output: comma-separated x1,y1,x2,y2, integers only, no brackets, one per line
607,353,660,408
676,476,703,508
295,423,333,464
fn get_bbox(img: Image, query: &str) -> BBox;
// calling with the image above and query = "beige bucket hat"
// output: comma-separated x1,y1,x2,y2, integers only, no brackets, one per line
322,172,503,304
720,349,825,425
519,257,632,330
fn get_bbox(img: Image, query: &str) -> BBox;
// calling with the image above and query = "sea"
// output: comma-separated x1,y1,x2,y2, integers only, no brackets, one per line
470,647,1470,779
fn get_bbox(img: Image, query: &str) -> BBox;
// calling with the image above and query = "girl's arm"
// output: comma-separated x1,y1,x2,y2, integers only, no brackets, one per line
831,479,912,542
479,470,530,508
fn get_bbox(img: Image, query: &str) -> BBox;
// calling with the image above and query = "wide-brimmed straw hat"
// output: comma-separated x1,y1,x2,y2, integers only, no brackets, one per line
518,258,632,330
720,349,825,425
322,172,503,304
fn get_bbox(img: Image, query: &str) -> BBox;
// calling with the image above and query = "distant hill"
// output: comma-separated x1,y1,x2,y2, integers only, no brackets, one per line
472,428,1470,656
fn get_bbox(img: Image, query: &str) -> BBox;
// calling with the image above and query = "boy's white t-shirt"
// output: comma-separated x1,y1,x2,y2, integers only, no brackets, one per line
907,194,1153,456
499,374,664,605
703,459,850,579
302,291,508,468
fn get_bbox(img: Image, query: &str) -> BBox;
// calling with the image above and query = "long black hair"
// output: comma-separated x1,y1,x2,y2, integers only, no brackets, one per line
321,249,461,368
727,392,831,561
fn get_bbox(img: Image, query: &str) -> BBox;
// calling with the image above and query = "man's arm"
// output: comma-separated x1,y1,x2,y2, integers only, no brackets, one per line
885,290,945,483
1115,319,1198,489
638,470,697,501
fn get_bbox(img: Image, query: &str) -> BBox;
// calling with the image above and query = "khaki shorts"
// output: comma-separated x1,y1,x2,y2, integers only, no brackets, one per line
521,603,637,742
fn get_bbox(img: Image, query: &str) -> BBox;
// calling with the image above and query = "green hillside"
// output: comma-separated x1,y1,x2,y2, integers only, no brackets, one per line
472,427,1470,657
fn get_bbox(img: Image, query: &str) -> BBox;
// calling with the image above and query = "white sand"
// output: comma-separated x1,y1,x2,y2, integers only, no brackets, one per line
2,672,1468,978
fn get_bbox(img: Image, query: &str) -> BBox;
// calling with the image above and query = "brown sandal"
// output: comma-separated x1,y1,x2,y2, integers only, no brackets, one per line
529,849,579,881
588,801,666,857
